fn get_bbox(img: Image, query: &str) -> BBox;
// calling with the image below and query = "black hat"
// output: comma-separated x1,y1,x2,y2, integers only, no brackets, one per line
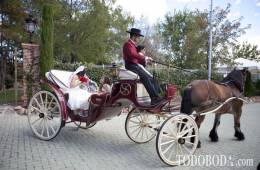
126,28,144,37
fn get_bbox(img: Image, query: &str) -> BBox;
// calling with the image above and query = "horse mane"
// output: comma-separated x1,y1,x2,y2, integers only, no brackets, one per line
220,69,245,92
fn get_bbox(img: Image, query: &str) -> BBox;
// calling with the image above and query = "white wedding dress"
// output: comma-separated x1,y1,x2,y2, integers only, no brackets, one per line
67,85,92,110
67,72,97,111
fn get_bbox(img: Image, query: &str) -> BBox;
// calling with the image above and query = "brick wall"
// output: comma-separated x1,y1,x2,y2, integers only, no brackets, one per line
22,43,40,107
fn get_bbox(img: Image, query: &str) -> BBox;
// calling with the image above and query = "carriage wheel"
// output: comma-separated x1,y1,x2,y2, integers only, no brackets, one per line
28,91,63,140
74,121,96,129
125,108,160,144
156,114,199,166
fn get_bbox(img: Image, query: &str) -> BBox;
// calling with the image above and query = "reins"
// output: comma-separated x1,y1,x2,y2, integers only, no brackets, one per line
151,60,200,76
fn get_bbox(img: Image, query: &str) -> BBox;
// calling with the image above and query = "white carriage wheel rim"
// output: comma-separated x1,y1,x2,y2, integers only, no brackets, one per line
28,91,62,140
157,114,199,166
125,108,159,143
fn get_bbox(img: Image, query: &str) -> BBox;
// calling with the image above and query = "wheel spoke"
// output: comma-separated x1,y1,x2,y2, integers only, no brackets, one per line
135,115,142,122
178,144,184,157
144,127,149,139
160,139,175,146
45,92,48,108
128,124,140,128
179,127,194,137
181,135,196,139
162,142,175,154
129,114,141,119
182,144,192,154
167,147,175,162
129,120,140,124
47,97,54,110
49,104,59,112
41,119,45,136
140,127,144,140
162,133,176,140
31,106,42,114
134,127,142,139
31,117,42,126
148,126,156,134
185,140,195,145
49,122,56,134
130,126,141,135
45,120,50,137
33,98,42,110
34,117,44,129
40,93,44,108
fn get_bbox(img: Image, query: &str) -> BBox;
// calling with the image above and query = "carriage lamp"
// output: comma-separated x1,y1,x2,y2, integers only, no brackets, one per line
25,14,37,43
111,63,118,82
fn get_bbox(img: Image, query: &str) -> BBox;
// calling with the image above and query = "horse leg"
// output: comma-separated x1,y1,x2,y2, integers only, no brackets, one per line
234,107,245,140
209,113,221,142
190,115,205,148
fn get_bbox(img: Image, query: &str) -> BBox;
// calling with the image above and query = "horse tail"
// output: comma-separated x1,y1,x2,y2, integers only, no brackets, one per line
180,87,193,115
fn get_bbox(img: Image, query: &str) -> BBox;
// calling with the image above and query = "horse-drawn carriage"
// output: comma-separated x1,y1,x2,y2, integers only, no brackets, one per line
27,64,248,166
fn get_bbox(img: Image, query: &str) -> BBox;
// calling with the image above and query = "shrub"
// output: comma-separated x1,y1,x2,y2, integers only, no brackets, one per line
244,71,255,97
254,79,260,95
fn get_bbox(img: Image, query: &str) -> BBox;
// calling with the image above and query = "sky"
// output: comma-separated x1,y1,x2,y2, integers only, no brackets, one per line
115,0,260,48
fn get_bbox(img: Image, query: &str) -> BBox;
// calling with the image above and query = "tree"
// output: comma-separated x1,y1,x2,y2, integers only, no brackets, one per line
40,4,54,77
0,0,27,90
158,4,250,69
232,42,260,62
52,0,134,64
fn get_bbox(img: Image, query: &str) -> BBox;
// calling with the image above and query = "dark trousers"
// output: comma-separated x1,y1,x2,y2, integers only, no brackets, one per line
125,63,160,99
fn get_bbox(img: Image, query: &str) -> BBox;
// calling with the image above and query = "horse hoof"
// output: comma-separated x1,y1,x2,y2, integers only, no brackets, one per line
197,141,201,148
234,131,245,140
209,130,218,142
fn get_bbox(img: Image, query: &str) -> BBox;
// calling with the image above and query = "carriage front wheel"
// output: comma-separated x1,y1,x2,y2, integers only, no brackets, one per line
125,108,160,144
156,114,199,166
27,91,63,140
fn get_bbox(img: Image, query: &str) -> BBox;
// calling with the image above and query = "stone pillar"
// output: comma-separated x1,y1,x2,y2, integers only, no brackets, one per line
22,43,40,107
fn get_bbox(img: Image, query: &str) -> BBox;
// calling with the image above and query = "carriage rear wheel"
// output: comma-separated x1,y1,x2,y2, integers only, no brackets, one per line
125,108,160,144
28,91,63,140
156,114,199,166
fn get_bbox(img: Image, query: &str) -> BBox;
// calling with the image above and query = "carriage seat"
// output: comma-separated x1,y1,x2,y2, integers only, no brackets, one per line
90,92,110,106
118,68,139,80
45,70,73,92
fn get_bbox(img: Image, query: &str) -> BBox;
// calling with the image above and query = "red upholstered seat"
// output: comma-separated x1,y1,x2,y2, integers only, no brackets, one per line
90,92,110,106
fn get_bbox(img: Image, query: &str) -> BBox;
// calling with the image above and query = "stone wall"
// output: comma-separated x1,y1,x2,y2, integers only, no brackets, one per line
22,43,40,107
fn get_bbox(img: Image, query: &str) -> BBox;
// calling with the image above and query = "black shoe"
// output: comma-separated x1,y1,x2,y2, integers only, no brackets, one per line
151,96,165,105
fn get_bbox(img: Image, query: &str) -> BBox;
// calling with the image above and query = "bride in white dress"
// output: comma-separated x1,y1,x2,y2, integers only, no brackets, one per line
67,66,95,112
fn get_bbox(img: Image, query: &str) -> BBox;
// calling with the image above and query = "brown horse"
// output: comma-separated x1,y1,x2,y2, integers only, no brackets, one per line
180,68,249,148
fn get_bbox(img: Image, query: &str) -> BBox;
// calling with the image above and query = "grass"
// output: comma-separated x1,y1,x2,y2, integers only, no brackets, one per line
0,89,23,105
